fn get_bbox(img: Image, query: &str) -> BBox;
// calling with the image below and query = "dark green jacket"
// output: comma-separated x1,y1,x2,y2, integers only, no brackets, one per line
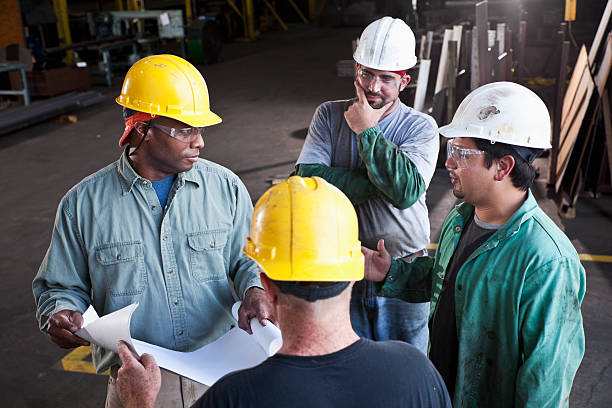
376,191,586,407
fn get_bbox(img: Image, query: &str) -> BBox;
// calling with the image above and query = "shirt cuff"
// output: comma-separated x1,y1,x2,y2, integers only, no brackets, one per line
241,279,264,299
357,125,381,144
373,259,404,297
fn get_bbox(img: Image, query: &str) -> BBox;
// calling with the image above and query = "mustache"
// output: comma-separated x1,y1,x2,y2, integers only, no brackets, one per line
365,91,383,98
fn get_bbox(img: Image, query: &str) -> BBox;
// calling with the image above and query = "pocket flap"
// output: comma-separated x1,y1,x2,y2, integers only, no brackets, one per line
187,230,228,251
96,242,142,265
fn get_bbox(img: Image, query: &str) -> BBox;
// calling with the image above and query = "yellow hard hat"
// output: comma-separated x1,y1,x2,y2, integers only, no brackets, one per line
115,54,222,127
243,176,364,281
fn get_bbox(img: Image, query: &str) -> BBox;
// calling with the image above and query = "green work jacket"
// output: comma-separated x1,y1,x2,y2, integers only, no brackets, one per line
376,191,585,407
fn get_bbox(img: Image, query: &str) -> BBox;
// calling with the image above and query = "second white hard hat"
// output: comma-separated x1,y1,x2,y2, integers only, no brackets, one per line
353,17,417,71
439,81,552,149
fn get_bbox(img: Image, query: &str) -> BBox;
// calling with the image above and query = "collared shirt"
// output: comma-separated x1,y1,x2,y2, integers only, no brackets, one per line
376,191,586,407
296,99,439,257
33,152,261,372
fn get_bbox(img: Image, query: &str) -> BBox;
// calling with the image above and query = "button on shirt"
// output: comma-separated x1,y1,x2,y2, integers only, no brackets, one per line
33,152,261,372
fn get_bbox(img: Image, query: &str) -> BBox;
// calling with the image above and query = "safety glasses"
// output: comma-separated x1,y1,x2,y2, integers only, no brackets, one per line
357,67,402,90
446,139,485,169
149,122,204,143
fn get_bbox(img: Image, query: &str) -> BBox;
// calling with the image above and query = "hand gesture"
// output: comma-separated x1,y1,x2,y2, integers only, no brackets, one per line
361,239,392,282
117,341,161,408
238,287,277,334
344,81,393,135
47,309,89,349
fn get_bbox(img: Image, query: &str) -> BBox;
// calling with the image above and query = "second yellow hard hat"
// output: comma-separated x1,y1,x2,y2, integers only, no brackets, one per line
244,176,364,282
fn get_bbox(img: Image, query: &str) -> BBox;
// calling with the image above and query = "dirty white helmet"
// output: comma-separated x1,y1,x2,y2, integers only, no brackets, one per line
439,81,552,149
353,17,417,71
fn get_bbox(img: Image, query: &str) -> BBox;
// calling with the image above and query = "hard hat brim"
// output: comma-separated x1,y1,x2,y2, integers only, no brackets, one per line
116,96,222,128
439,123,552,149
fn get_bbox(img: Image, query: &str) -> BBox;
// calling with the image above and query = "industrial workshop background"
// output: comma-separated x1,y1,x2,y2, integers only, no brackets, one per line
1,1,611,407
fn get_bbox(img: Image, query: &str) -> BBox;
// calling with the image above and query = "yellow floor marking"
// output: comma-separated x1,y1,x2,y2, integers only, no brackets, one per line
579,254,612,263
54,345,109,375
427,243,611,262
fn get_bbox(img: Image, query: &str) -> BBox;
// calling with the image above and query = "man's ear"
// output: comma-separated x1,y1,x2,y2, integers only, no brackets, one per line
132,122,150,142
400,74,411,91
259,273,278,304
494,155,515,181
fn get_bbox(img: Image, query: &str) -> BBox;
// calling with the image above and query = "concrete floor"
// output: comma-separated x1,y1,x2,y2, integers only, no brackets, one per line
1,24,611,407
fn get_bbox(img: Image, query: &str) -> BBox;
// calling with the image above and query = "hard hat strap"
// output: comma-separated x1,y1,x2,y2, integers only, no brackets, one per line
128,121,152,157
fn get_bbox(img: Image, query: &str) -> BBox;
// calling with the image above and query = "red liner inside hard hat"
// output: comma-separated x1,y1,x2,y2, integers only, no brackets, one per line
356,63,408,78
118,111,156,147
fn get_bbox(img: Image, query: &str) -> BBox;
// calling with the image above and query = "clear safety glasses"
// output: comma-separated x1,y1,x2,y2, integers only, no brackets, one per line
446,139,485,169
149,122,204,143
357,67,402,90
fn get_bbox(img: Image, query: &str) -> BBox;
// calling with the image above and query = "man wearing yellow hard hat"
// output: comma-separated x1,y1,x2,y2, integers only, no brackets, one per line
33,55,273,406
115,176,451,407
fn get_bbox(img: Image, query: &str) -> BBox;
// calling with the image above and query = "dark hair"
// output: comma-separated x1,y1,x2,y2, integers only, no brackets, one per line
474,138,542,191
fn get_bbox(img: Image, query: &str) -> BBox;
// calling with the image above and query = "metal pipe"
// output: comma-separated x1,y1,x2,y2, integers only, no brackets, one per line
287,0,309,24
262,0,288,31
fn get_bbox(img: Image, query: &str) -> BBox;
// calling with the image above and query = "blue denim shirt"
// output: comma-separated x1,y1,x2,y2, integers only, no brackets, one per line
33,152,261,372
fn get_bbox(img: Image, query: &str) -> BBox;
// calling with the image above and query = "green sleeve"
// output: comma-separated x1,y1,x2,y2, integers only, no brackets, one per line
295,163,378,206
357,126,426,210
515,257,586,407
373,256,435,303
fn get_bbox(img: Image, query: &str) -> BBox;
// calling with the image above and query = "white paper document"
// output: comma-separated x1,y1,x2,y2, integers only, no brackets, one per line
76,302,282,385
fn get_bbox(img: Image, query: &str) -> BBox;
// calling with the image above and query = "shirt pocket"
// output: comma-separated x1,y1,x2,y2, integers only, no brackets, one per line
95,241,147,297
187,229,228,283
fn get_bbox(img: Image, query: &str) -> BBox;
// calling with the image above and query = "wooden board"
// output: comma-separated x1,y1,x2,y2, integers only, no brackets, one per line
562,46,589,128
595,33,612,94
435,29,453,94
603,89,612,183
476,1,489,86
555,69,595,192
560,60,590,152
588,0,612,66
413,59,431,112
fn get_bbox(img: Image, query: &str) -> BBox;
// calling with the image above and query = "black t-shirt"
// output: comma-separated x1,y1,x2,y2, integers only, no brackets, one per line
192,338,451,408
428,213,499,397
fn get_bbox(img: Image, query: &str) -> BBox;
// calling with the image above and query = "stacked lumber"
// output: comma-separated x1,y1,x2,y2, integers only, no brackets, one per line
552,0,612,217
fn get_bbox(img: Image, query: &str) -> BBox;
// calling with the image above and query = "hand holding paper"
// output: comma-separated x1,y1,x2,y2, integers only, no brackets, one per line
117,341,161,408
77,302,282,386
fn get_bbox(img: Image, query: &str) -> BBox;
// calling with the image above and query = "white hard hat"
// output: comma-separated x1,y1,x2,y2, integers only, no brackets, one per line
353,17,417,71
439,82,552,149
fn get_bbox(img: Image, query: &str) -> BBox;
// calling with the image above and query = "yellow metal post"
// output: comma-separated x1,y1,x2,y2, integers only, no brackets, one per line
226,0,243,18
309,0,316,21
565,0,577,21
263,0,288,31
185,0,192,19
245,0,257,39
287,0,309,24
308,0,324,21
115,0,124,11
52,0,73,63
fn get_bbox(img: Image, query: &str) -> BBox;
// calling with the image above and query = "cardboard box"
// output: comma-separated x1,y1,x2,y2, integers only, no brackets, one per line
9,65,91,97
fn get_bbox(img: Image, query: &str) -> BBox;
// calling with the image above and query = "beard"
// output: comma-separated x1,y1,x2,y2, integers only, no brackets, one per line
452,186,464,199
365,92,394,109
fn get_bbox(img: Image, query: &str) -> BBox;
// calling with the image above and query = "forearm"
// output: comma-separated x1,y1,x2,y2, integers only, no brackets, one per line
373,257,434,303
357,126,426,209
295,163,378,205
